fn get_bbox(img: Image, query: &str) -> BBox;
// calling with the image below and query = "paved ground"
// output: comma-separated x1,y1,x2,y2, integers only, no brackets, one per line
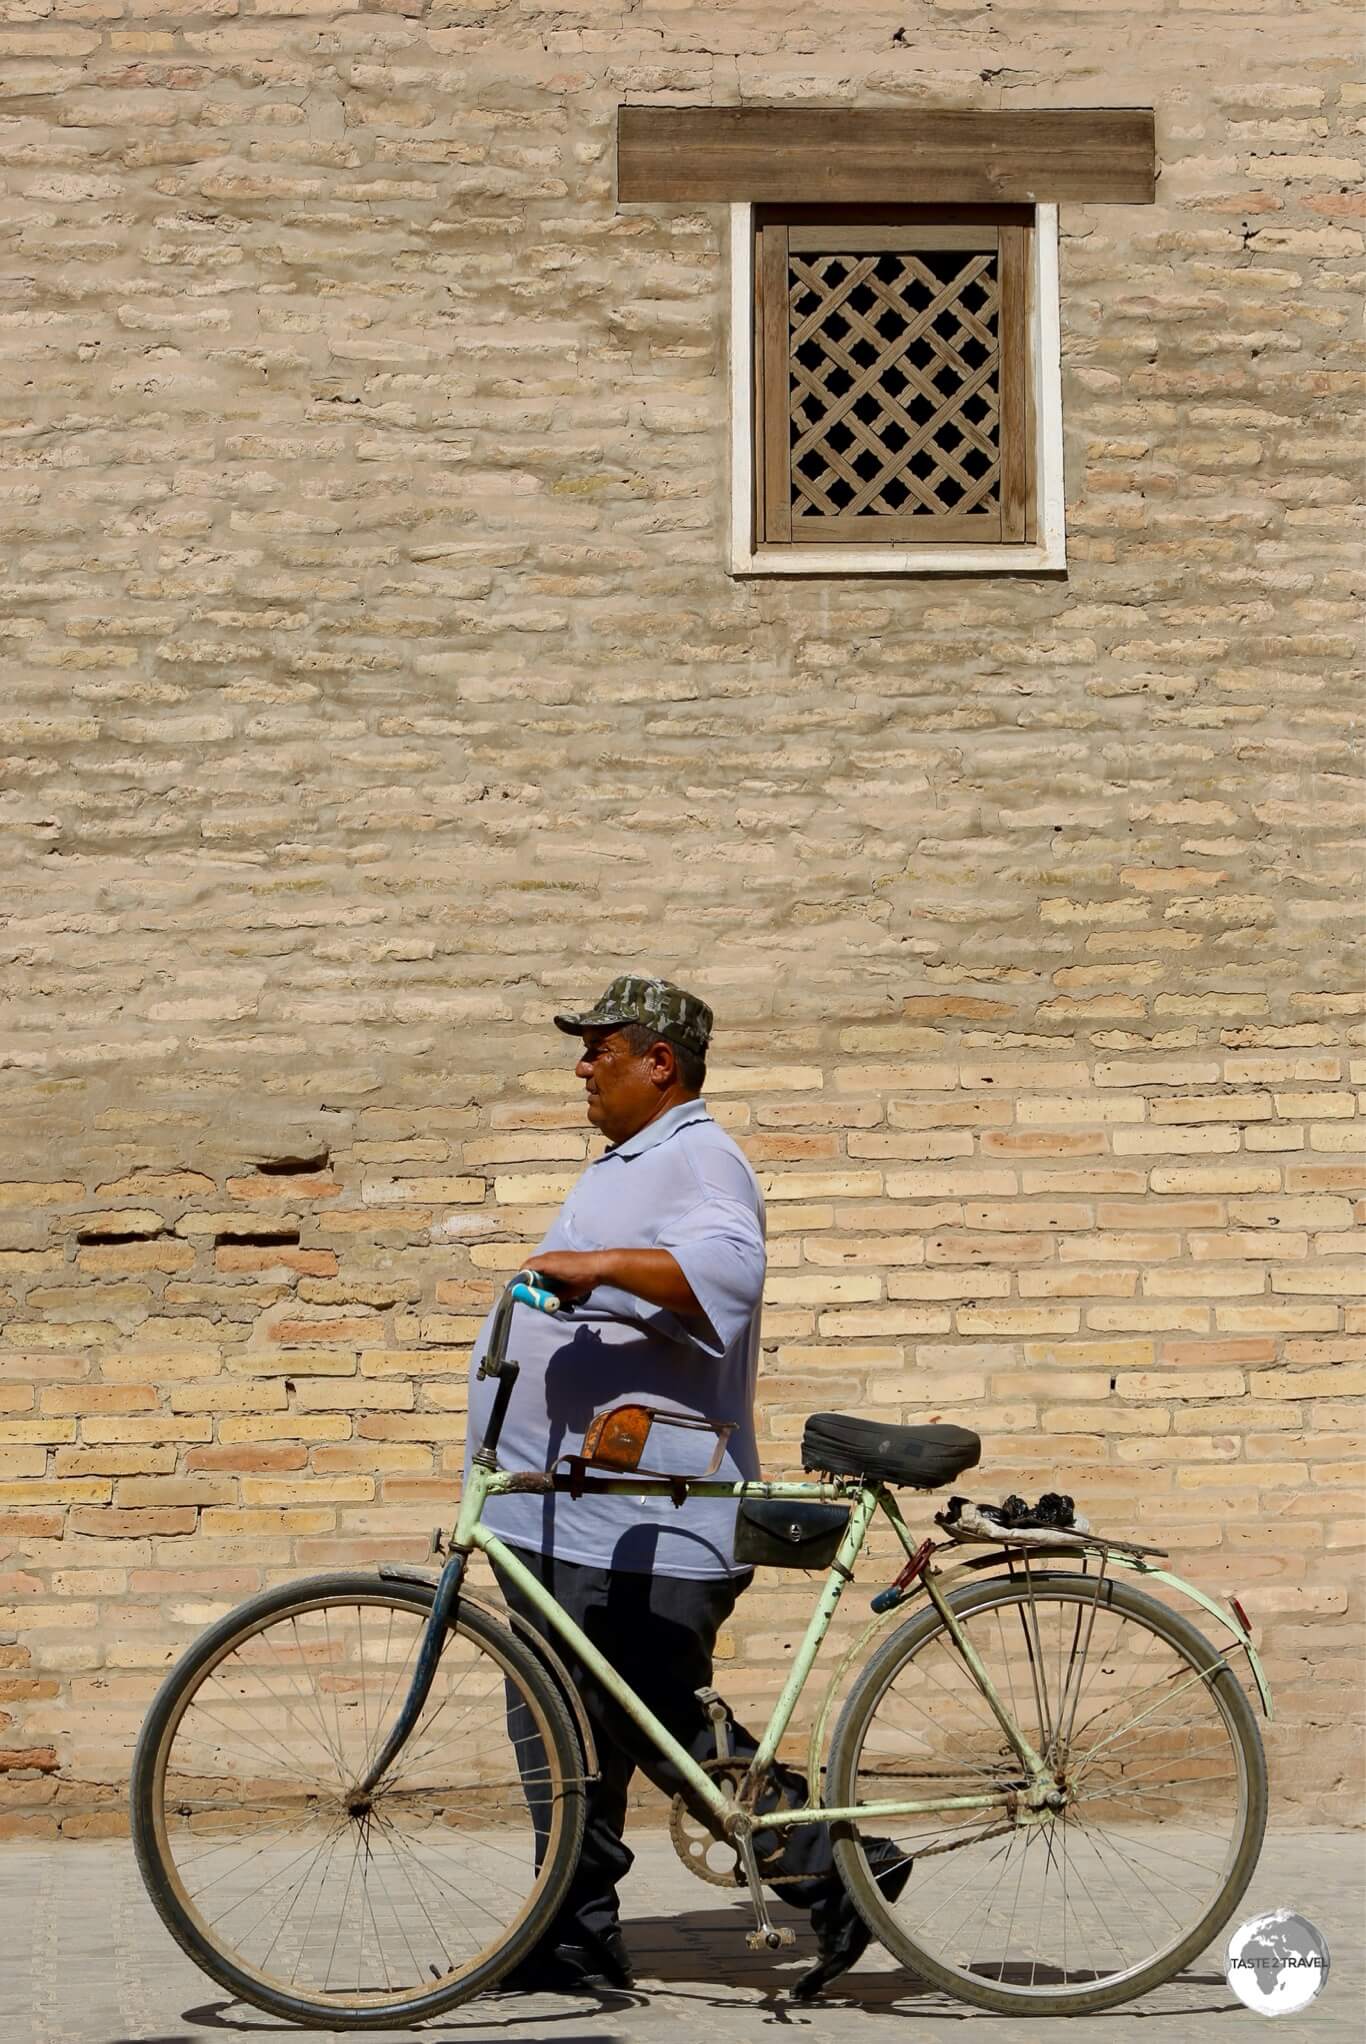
3,1830,1359,2044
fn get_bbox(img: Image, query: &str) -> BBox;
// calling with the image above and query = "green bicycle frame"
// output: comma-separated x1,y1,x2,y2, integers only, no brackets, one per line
452,1457,1052,1833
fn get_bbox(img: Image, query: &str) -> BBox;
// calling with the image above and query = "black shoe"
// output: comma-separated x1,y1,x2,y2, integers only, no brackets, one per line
792,1838,913,2002
498,1930,635,1995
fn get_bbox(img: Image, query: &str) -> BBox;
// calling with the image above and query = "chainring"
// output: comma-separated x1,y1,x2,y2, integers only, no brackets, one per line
667,1758,750,1888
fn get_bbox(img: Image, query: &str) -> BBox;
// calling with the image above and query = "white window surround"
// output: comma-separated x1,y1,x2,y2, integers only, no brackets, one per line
727,201,1066,577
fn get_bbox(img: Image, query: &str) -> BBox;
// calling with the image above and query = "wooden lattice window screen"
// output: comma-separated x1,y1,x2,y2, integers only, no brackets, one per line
755,209,1034,546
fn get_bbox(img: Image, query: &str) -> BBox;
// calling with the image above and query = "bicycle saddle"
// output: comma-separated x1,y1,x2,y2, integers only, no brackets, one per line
801,1412,981,1489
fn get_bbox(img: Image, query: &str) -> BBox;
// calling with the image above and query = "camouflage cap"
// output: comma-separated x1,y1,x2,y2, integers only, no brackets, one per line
553,975,713,1060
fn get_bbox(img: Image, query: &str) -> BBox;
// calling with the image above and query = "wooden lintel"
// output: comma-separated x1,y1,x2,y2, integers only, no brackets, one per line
618,106,1157,207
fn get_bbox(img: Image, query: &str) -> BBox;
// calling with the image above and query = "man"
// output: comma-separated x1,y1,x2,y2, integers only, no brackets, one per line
465,975,903,2000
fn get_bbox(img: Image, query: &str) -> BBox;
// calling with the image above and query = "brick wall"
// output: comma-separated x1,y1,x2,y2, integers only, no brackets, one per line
0,1,1362,1834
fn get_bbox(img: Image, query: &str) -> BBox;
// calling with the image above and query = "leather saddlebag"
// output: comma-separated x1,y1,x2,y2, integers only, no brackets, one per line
733,1498,850,1571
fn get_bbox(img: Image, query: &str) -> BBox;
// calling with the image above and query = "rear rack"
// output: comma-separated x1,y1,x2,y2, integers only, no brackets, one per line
935,1520,1169,1561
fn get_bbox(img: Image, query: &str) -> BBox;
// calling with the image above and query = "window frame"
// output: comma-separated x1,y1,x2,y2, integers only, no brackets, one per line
728,200,1066,577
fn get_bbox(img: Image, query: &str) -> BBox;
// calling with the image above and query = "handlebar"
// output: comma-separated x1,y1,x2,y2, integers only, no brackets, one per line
471,1270,559,1468
509,1271,561,1315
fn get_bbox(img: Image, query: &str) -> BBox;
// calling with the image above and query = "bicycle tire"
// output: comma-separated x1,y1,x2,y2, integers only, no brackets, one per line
825,1570,1267,2017
130,1570,587,2029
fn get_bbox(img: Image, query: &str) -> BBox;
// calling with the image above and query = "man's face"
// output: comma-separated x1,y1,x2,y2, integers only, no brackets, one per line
575,1028,666,1144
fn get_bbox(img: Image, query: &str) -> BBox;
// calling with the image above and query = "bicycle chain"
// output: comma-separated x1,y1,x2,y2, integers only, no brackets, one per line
668,1760,1024,1888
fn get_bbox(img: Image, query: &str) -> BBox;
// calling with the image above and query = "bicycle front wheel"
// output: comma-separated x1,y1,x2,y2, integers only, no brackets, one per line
825,1569,1267,2016
131,1571,586,2029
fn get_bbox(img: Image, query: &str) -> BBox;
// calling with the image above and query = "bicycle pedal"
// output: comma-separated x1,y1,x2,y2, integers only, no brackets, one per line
745,1925,795,1952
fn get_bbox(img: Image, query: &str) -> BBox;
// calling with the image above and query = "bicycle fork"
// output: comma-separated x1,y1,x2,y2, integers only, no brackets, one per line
354,1547,467,1799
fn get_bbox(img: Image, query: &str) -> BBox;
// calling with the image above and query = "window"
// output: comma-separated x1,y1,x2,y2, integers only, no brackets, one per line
732,204,1064,575
616,103,1157,578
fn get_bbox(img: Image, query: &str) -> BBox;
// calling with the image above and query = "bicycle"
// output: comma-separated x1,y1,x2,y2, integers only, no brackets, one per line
131,1270,1271,2027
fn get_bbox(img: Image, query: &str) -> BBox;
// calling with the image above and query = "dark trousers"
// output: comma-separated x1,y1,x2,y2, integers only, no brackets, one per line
493,1546,837,1956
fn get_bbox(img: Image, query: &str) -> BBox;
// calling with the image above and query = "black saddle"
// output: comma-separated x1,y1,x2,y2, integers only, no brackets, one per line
801,1412,981,1490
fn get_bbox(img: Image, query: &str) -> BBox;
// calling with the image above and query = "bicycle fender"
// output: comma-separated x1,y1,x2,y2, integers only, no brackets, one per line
377,1562,601,1775
921,1550,1273,1721
1123,1562,1274,1720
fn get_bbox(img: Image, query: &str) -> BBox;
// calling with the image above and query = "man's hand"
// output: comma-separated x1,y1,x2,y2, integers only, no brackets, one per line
524,1250,605,1307
528,1248,702,1319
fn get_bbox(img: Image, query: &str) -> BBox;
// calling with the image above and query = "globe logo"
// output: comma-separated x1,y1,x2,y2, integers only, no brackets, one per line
1225,1910,1330,2016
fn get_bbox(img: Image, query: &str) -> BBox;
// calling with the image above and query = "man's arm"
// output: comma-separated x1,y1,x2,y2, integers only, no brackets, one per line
527,1248,701,1317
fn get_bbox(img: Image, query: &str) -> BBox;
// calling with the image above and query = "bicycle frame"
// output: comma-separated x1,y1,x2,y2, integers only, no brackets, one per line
356,1441,1055,1827
358,1274,1267,1835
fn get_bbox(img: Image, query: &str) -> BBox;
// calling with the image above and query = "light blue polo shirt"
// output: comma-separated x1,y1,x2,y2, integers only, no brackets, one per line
464,1100,766,1579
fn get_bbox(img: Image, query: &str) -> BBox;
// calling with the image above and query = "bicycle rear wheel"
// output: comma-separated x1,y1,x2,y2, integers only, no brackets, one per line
131,1571,586,2029
825,1569,1266,2016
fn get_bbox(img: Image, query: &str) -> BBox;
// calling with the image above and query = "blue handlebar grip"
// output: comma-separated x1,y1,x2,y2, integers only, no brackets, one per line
511,1276,560,1314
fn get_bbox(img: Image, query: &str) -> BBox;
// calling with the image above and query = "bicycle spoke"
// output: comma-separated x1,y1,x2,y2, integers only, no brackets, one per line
838,1578,1258,2009
143,1587,577,2018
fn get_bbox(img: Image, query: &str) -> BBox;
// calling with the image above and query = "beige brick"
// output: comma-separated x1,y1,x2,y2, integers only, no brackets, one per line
815,1307,952,1337
1310,1122,1366,1152
1016,1095,1145,1124
1272,1266,1366,1295
1018,1268,1138,1298
0,1183,83,1208
96,1172,213,1200
79,1418,213,1444
887,1269,1011,1300
1244,1125,1305,1153
957,1305,1080,1335
833,1063,956,1094
761,1171,883,1201
1047,1404,1170,1434
226,1172,340,1203
1117,1371,1246,1400
706,1065,823,1094
239,1477,375,1504
1251,1365,1366,1399
1230,1196,1353,1228
1143,1267,1263,1297
462,1133,586,1167
928,1232,1052,1264
886,1168,1015,1199
1150,1093,1273,1123
370,1176,486,1205
1190,1229,1308,1260
168,1383,288,1413
963,1201,1092,1232
1274,1092,1355,1119
1096,1058,1220,1087
764,1274,880,1305
0,1451,48,1480
982,1131,1105,1159
218,1415,351,1443
1113,1126,1240,1155
1162,1337,1277,1367
847,1131,973,1160
888,1099,1010,1129
1088,1303,1211,1332
229,1352,357,1377
801,1234,925,1267
1059,1232,1182,1262
1216,1303,1341,1332
114,1476,235,1507
200,1509,336,1536
1224,1055,1342,1085
1150,1165,1281,1194
39,1386,158,1416
0,1419,74,1446
1020,1167,1147,1195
